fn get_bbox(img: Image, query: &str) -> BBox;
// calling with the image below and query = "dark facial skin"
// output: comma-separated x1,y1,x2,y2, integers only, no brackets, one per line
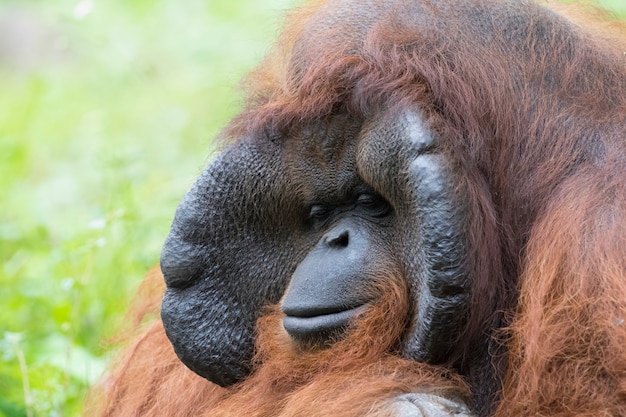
160,109,471,387
151,0,626,415
280,117,397,346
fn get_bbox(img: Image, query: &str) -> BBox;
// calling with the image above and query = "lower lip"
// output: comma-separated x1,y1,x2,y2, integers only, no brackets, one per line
282,305,367,341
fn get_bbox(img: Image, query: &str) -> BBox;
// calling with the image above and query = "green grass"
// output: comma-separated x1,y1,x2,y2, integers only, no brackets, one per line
0,0,293,415
0,1,623,416
599,0,626,14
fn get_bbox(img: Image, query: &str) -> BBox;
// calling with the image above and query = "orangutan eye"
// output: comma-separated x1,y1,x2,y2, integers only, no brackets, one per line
357,193,392,218
309,204,331,220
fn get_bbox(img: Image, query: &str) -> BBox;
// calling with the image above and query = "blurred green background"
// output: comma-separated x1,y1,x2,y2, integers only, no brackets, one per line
0,0,294,415
0,1,624,416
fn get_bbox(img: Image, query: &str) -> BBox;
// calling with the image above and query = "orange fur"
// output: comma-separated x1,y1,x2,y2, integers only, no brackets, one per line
496,173,626,416
83,271,226,416
86,1,626,415
209,274,468,417
86,272,468,417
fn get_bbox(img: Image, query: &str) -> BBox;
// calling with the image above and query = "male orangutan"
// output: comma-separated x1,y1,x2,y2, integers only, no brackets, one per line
85,0,626,416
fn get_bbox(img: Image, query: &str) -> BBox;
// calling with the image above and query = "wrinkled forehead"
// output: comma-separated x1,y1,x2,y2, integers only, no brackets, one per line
289,1,393,73
294,1,383,52
282,114,365,199
290,0,429,62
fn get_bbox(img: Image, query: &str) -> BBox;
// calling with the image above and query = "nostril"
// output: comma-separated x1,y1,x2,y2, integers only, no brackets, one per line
324,230,349,248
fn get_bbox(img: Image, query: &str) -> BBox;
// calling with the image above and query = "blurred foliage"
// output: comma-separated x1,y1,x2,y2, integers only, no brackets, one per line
0,0,623,416
0,0,293,415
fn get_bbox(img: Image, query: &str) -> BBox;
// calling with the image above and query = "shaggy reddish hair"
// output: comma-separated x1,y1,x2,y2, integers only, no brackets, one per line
86,271,468,417
85,1,626,416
